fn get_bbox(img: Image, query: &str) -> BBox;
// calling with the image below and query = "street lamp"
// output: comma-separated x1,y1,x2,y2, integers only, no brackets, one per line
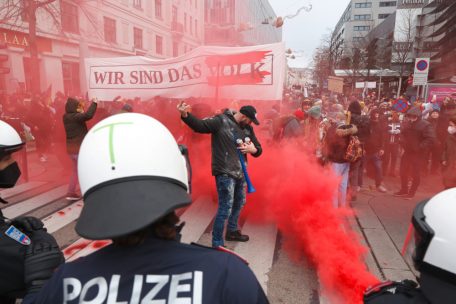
375,66,385,100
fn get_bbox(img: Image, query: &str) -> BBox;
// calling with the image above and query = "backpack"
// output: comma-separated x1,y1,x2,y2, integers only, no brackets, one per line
344,135,363,162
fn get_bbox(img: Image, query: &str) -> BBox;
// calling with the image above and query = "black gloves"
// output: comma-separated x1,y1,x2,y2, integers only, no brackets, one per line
12,216,64,294
11,216,44,232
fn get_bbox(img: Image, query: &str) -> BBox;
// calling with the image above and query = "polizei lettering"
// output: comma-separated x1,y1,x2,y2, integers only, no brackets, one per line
63,271,203,304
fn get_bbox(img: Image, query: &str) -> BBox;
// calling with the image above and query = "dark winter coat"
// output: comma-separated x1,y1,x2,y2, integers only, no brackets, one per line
182,110,262,179
442,134,456,188
401,119,436,154
63,99,97,154
325,123,358,163
350,114,370,143
365,120,387,155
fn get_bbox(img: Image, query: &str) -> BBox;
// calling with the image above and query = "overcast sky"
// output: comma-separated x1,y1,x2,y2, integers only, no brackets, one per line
268,0,350,68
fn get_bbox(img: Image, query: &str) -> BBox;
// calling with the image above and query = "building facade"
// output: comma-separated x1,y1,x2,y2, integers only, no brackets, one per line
204,0,282,46
332,0,398,52
0,0,205,96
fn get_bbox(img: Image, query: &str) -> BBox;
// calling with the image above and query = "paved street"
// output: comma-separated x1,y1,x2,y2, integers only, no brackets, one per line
2,150,443,303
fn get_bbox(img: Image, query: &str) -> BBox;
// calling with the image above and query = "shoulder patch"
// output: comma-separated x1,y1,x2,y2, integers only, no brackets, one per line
190,242,249,265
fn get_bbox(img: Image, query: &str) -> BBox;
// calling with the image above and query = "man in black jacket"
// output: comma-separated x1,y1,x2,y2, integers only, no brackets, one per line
394,107,436,199
63,97,97,200
178,102,262,248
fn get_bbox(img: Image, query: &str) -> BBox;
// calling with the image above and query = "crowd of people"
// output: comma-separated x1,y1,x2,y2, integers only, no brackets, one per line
1,88,456,303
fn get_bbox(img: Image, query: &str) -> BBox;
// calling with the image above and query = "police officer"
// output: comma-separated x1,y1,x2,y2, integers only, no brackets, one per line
0,120,63,304
23,113,269,303
364,188,456,303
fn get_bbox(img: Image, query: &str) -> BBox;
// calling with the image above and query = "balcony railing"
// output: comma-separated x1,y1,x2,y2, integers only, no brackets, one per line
171,21,184,39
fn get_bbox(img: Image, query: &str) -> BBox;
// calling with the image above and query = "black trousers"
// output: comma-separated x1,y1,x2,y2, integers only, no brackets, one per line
400,152,422,195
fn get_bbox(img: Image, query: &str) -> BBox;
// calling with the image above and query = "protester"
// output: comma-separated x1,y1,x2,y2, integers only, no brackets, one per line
348,100,370,200
271,109,305,141
394,107,436,199
63,97,98,200
441,115,456,189
426,109,444,175
22,113,269,304
0,120,63,304
365,109,387,193
383,111,401,177
364,188,456,303
178,102,262,248
324,111,358,208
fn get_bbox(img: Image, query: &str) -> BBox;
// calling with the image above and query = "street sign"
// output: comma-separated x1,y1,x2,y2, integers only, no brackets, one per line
355,81,376,89
0,67,10,74
0,54,8,62
413,58,430,86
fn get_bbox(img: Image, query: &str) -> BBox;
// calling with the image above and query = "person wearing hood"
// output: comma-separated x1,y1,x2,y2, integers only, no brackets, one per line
394,107,436,199
441,115,456,189
63,97,98,201
347,100,370,200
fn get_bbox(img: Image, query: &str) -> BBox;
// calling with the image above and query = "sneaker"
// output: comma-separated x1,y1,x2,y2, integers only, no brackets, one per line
225,230,249,242
377,185,388,193
393,190,408,197
66,193,81,201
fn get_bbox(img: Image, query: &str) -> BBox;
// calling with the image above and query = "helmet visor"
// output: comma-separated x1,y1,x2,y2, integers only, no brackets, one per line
403,200,435,270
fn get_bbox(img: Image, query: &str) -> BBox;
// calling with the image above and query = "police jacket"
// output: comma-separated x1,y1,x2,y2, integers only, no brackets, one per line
0,214,26,303
364,280,430,304
182,110,262,179
23,236,269,304
63,100,97,155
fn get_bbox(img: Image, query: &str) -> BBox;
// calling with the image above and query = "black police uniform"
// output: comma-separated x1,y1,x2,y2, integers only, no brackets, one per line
364,280,430,303
0,212,27,304
23,235,269,304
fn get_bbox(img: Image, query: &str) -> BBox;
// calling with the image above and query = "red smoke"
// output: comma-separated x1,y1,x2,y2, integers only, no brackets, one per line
184,121,379,303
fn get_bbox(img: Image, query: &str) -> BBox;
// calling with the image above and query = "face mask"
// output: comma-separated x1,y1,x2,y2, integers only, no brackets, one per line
0,161,21,188
448,126,456,135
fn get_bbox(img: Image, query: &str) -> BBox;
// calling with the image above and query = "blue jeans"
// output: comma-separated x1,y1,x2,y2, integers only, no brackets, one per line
331,162,350,208
212,174,246,247
67,154,79,194
367,154,383,187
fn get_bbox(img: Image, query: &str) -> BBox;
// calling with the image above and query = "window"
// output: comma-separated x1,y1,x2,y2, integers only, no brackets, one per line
173,41,179,57
354,14,371,20
133,27,143,49
195,19,198,37
354,25,370,31
156,35,163,54
354,2,372,8
61,61,80,96
378,14,390,19
190,16,193,34
184,13,187,31
353,37,364,42
61,2,79,33
133,0,142,9
379,1,397,7
104,17,116,43
155,0,162,18
172,6,178,22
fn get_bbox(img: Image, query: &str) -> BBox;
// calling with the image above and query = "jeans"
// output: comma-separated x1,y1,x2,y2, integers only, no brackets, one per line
331,162,350,208
67,154,79,194
212,174,246,247
367,154,384,187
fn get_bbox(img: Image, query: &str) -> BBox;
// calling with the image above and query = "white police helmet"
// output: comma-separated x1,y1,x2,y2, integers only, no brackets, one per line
409,188,456,280
0,120,24,159
75,113,191,240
